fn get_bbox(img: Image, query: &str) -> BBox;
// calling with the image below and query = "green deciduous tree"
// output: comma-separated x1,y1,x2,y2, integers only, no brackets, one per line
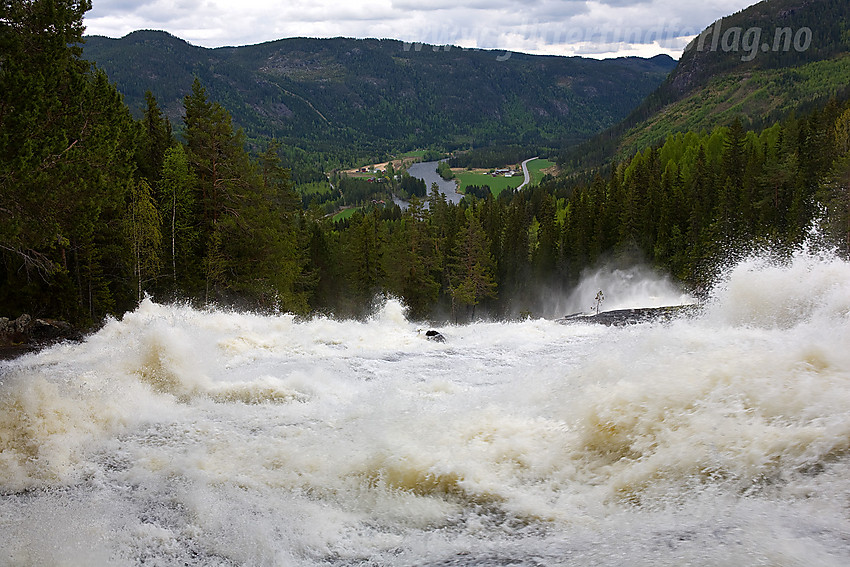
159,144,198,292
125,178,162,302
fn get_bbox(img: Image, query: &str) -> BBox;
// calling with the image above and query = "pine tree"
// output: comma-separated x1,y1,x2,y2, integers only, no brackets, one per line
531,193,558,280
345,210,386,306
825,108,850,253
302,220,338,312
383,198,440,319
721,118,746,189
498,193,530,300
448,209,497,321
228,142,307,312
137,91,173,187
184,78,240,228
183,78,274,303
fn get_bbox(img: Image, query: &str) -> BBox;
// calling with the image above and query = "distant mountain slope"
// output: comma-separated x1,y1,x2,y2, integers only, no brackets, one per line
562,0,850,166
667,0,849,97
82,31,675,156
618,55,850,158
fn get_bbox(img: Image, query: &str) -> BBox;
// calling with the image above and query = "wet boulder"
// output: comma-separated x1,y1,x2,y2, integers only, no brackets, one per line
425,330,446,342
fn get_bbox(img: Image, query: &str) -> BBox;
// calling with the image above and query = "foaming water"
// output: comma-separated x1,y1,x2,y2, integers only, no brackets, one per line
705,251,850,328
555,264,695,316
2,253,850,565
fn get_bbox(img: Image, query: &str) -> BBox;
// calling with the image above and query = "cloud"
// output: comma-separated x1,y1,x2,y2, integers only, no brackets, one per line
88,0,150,15
83,0,759,57
389,0,523,10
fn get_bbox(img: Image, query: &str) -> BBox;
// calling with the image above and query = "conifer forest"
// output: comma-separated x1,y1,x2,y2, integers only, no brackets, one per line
3,0,850,328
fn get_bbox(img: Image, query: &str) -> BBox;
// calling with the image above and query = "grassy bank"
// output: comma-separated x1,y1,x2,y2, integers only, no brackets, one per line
455,158,557,196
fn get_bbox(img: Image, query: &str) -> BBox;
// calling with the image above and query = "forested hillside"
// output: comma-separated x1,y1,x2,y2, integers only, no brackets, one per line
562,0,850,168
81,31,675,160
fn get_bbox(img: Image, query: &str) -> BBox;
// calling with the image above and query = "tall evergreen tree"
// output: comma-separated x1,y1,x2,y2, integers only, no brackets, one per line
448,209,497,321
383,198,440,320
228,142,307,312
183,81,307,309
137,90,173,187
183,78,253,300
0,0,137,322
345,210,386,306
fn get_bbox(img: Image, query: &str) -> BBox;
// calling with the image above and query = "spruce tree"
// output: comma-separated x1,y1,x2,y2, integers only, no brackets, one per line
383,198,440,319
0,0,137,322
345,210,386,307
137,91,173,187
448,209,497,321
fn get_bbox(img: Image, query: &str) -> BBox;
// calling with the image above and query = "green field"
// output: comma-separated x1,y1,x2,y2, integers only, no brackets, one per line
332,207,360,222
456,171,523,196
456,159,556,196
296,180,334,196
526,159,556,186
398,149,428,159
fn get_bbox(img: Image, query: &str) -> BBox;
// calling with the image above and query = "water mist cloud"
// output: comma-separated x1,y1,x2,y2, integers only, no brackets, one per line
556,264,695,317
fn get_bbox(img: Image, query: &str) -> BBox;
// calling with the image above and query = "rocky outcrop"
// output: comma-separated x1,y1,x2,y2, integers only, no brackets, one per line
556,304,700,326
0,314,82,358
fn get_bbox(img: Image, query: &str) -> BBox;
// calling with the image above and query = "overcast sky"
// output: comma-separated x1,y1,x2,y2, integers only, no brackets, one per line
84,0,759,59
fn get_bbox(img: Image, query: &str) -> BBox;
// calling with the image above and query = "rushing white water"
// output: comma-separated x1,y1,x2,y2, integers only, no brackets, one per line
2,252,850,566
555,264,696,316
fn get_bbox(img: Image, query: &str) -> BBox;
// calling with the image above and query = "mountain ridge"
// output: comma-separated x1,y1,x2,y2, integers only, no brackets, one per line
81,30,675,158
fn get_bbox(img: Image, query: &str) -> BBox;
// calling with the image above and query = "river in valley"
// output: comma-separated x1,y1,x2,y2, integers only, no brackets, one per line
404,160,463,206
2,250,850,565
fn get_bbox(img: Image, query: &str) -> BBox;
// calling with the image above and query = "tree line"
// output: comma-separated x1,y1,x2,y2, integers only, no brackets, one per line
305,99,850,320
4,0,850,327
0,1,306,324
558,103,850,292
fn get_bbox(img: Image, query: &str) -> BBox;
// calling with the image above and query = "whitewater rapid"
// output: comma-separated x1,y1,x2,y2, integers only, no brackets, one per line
2,252,850,566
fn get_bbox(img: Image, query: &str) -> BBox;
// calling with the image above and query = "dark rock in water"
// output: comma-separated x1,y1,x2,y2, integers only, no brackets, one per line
556,304,699,326
0,314,82,358
29,318,79,342
425,329,446,342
